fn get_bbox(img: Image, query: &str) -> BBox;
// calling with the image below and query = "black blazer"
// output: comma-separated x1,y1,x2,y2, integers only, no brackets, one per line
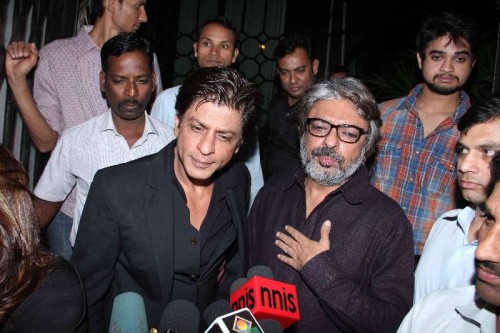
71,141,250,332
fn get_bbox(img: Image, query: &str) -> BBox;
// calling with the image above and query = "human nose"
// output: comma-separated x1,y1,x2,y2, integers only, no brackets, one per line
476,222,500,263
323,126,340,148
289,72,298,83
125,81,137,97
458,151,478,174
197,133,215,155
440,57,454,72
139,7,148,23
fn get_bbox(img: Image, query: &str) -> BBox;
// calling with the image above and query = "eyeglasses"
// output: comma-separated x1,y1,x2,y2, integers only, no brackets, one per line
305,118,368,144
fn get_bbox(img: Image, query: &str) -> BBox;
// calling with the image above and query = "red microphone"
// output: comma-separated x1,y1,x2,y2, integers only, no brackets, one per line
229,266,300,329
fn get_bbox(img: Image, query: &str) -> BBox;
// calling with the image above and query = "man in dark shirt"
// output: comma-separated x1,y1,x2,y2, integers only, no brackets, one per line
72,66,262,332
250,77,414,332
263,33,319,180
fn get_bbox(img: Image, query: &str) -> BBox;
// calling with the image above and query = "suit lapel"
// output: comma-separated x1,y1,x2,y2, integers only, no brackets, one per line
144,145,175,302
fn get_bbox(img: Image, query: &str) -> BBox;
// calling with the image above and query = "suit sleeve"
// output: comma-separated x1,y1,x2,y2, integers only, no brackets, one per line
71,170,121,333
299,208,415,333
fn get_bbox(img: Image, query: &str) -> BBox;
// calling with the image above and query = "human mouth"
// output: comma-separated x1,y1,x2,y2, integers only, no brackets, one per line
191,156,214,169
436,74,457,84
459,179,481,190
478,265,500,284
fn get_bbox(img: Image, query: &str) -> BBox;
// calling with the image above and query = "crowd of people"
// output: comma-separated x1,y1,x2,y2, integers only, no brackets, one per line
1,1,499,332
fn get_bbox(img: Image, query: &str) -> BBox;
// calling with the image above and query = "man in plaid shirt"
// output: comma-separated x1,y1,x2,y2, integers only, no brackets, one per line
371,11,479,257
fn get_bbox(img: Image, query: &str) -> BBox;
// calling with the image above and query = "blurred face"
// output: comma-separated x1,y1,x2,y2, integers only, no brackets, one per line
457,120,500,205
110,0,148,33
300,99,368,188
277,48,319,105
194,23,239,68
174,102,243,185
100,50,155,122
475,182,500,305
417,35,474,95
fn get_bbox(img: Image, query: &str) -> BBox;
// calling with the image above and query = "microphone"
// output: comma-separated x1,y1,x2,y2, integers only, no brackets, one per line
158,299,200,333
229,277,248,295
259,319,284,333
108,291,148,333
203,300,265,333
229,266,300,329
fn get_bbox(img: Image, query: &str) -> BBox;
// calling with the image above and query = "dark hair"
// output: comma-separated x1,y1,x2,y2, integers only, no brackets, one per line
297,77,381,156
274,33,315,60
328,65,352,79
197,15,239,48
492,152,500,185
90,0,124,21
458,94,500,134
416,10,479,60
0,146,55,320
101,32,153,73
175,67,262,138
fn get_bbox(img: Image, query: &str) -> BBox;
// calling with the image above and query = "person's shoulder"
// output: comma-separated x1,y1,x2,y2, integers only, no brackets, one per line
378,96,406,116
419,285,476,306
39,34,82,58
156,85,181,100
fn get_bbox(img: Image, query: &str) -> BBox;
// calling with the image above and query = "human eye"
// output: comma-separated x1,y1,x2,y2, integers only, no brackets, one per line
296,67,306,74
430,54,442,61
455,55,469,63
484,148,497,157
339,126,360,140
278,70,289,77
456,144,468,154
217,133,233,142
190,124,204,133
113,78,125,84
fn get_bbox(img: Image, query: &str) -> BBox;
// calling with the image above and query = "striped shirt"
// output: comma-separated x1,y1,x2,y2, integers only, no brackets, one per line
370,84,470,254
34,111,175,246
33,25,163,217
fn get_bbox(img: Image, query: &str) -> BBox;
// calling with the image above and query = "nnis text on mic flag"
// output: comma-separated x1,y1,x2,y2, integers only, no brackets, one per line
230,276,299,329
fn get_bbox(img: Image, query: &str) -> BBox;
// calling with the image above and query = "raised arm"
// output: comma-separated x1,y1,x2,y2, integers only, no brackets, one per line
5,41,58,152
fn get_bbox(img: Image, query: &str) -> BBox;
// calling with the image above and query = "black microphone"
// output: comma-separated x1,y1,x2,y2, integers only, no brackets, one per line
247,265,274,279
158,299,200,333
229,277,248,295
259,319,284,333
203,300,265,333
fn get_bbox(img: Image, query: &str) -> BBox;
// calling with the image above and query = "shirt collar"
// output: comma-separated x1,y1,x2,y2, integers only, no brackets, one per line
99,109,158,138
455,296,497,332
75,25,99,57
404,84,471,123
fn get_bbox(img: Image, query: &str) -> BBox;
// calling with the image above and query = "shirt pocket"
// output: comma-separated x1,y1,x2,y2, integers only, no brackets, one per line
423,152,456,196
375,142,402,182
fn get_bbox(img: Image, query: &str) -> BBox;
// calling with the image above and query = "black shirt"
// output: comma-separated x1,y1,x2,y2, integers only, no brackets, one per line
264,91,302,179
249,166,415,333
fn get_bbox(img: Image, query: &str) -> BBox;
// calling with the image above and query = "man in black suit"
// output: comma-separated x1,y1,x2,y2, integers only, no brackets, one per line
72,64,262,331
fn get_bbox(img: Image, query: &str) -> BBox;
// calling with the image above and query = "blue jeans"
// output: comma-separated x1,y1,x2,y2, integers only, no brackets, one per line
45,211,73,260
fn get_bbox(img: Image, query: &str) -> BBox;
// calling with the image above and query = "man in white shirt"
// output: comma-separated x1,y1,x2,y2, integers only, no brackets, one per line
398,100,500,333
414,95,500,303
34,33,175,249
151,16,264,207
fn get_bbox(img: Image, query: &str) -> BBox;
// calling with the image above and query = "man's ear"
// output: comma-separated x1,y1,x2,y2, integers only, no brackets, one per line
174,114,180,137
417,53,423,70
99,71,106,93
312,59,319,76
152,72,157,93
104,0,116,13
193,42,198,58
231,48,240,64
234,138,244,154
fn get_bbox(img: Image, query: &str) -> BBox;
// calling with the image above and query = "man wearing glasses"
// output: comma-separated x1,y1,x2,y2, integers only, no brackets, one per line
249,77,415,332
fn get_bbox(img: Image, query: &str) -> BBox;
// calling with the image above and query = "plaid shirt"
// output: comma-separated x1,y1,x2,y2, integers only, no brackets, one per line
370,84,470,254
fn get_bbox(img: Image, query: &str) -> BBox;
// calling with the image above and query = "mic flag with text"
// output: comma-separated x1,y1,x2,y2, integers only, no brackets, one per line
229,276,299,329
204,306,265,333
108,291,148,333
